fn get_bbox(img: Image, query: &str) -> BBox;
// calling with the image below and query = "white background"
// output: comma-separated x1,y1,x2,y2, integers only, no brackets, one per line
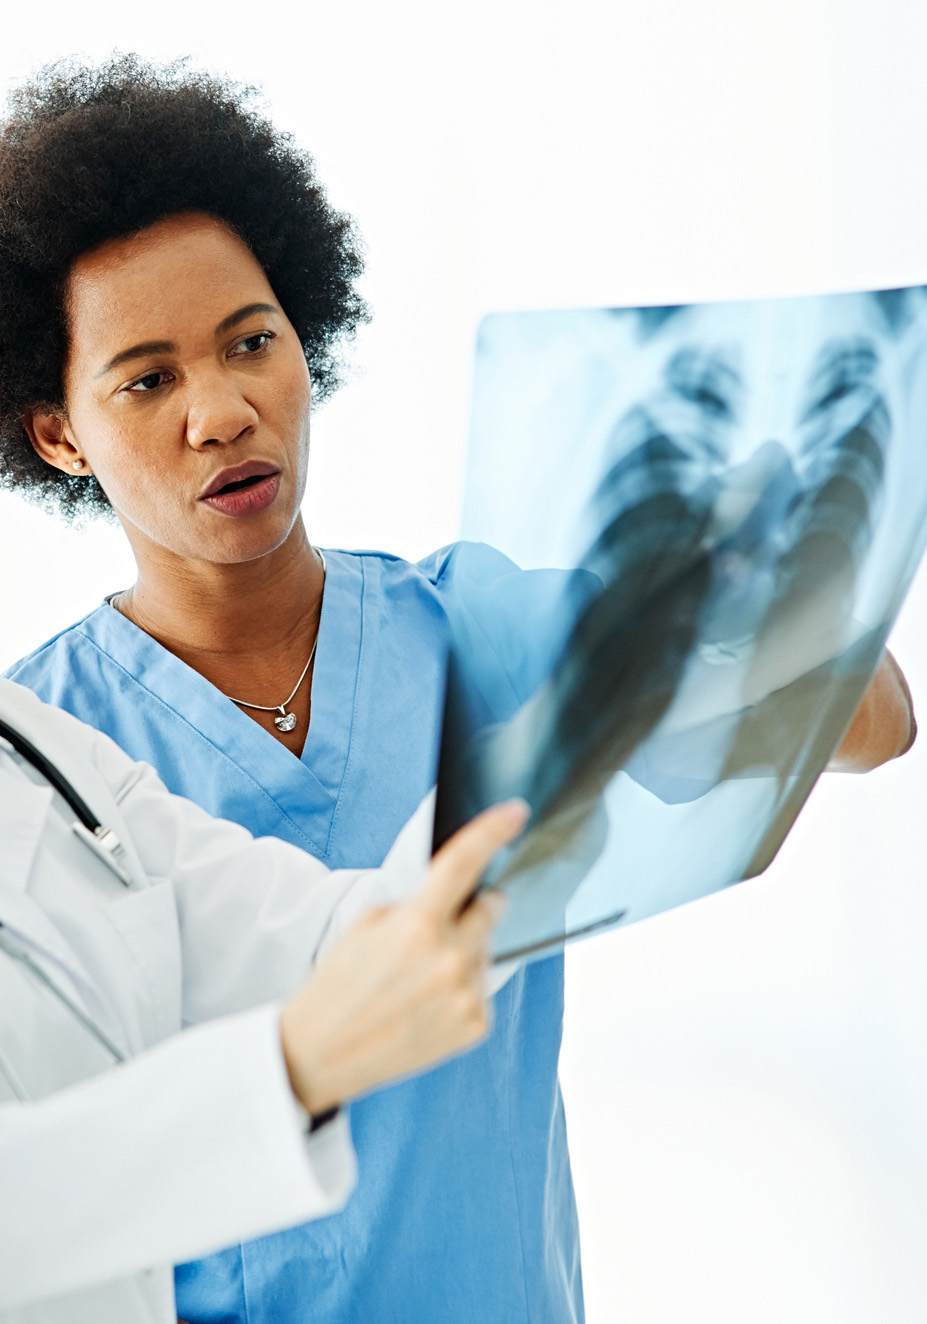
3,3,927,1318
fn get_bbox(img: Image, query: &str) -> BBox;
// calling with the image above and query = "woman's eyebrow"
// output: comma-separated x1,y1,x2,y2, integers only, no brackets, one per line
96,339,174,378
214,302,279,336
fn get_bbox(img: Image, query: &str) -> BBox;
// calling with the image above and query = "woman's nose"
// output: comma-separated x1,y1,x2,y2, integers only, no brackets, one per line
184,375,259,449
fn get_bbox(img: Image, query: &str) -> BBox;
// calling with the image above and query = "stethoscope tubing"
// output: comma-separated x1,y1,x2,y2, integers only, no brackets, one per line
0,715,132,887
0,923,126,1065
0,715,101,834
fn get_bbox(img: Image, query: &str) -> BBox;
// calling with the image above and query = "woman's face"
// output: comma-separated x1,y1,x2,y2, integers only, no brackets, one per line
32,211,313,566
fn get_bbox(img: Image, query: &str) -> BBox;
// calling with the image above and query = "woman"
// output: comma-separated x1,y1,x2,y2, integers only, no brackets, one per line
0,56,912,1324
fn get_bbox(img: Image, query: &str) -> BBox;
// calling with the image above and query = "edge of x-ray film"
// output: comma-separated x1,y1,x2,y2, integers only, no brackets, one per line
434,287,927,964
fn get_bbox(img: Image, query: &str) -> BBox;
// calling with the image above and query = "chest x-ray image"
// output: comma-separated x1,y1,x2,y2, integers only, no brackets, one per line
434,289,927,963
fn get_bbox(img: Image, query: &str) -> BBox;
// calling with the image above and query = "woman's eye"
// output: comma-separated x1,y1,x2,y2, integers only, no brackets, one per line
126,371,167,393
231,331,274,356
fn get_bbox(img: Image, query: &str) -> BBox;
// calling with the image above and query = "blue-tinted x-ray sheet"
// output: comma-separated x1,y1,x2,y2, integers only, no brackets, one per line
434,290,927,963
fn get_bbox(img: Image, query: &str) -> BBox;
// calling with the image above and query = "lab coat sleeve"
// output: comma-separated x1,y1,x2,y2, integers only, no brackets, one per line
102,744,433,1023
0,1000,356,1312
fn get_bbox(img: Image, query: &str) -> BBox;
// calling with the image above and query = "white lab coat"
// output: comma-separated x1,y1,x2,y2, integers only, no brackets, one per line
0,677,431,1323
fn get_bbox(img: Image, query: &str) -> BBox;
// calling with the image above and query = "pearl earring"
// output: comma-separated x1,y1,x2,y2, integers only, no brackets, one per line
72,459,84,471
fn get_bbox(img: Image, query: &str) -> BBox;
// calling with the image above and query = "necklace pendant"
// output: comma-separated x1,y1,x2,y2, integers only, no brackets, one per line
274,709,298,733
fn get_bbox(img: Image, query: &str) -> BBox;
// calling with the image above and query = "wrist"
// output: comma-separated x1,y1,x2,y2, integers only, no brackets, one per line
278,1003,340,1116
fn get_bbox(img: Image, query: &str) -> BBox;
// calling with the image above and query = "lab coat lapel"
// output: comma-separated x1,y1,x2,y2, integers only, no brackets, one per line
0,766,137,1058
0,760,52,892
0,768,95,984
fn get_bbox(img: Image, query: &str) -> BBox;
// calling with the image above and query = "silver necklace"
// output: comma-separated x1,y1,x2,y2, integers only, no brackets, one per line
226,549,325,734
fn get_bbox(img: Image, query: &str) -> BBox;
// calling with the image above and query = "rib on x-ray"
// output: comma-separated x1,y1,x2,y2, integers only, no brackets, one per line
434,289,927,963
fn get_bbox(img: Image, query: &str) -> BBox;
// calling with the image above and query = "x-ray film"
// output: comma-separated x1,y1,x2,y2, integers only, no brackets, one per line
434,290,927,963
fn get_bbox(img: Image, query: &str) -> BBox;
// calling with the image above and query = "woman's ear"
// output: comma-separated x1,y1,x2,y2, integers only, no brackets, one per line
22,410,91,475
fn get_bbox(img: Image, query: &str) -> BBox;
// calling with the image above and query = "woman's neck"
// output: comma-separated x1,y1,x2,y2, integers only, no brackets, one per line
113,519,325,682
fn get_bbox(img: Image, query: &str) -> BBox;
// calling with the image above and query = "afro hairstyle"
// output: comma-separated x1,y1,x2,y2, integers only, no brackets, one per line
0,53,369,518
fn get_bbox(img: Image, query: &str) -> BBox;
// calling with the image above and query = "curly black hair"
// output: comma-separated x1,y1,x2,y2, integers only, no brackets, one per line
0,54,369,518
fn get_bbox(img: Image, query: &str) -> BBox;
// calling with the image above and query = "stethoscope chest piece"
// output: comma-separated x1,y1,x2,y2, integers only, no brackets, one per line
71,823,133,888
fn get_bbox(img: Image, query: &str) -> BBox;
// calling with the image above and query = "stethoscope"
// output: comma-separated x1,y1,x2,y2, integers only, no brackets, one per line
0,714,129,1099
0,714,133,887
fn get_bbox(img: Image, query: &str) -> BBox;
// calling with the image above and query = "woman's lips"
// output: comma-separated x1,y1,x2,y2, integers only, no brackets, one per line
200,472,281,517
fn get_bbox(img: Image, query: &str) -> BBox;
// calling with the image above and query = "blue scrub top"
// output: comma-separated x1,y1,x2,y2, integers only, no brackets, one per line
7,544,583,1324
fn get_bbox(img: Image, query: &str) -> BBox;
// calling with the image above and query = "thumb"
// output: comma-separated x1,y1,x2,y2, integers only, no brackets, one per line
420,800,529,920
